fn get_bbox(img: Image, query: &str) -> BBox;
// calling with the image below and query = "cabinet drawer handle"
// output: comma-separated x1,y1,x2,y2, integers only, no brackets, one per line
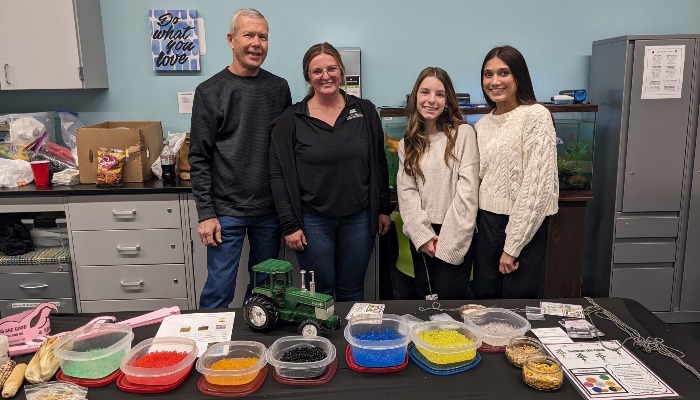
121,280,144,287
117,245,141,252
19,284,49,290
4,63,9,85
113,209,137,216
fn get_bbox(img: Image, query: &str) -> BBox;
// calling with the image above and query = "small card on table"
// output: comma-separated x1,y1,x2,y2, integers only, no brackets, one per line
345,303,385,321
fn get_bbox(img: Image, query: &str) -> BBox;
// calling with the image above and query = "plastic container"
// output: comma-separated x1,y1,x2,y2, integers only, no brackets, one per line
522,355,564,391
343,314,410,368
21,217,69,248
458,304,486,319
120,337,197,386
463,308,531,348
410,320,481,365
505,336,545,368
53,323,134,379
267,336,336,379
196,341,267,386
382,116,407,140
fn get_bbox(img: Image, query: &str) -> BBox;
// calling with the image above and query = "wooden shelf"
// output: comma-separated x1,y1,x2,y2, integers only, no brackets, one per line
379,103,598,117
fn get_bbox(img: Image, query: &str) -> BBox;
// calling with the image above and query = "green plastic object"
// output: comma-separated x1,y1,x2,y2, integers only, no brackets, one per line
243,259,340,336
391,212,415,278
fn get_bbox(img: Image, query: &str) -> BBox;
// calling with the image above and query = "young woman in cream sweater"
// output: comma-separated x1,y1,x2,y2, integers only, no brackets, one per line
473,46,559,299
397,67,479,300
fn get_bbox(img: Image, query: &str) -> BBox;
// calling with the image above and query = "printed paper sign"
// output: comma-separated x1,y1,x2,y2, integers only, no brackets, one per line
156,312,235,356
641,45,685,99
545,341,678,399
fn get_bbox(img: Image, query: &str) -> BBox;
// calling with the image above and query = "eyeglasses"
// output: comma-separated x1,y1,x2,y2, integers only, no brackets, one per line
309,65,341,78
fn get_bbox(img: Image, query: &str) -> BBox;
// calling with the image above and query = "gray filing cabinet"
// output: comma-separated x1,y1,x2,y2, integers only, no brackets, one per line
585,35,700,320
680,115,700,317
68,194,192,312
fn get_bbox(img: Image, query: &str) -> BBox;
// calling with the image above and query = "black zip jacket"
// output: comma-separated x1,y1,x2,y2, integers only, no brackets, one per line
269,94,392,236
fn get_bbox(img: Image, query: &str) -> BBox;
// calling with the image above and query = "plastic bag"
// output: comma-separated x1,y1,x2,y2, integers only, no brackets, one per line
26,131,78,173
25,382,88,400
96,148,126,186
57,110,84,150
0,143,30,160
9,116,46,144
0,158,33,187
51,169,80,186
151,132,186,179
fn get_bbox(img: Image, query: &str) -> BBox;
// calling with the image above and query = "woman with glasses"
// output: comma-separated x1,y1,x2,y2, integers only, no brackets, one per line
397,67,479,300
472,45,559,299
270,42,392,301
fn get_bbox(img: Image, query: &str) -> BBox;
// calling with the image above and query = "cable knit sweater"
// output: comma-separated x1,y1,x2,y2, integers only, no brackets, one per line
397,124,480,265
475,104,559,257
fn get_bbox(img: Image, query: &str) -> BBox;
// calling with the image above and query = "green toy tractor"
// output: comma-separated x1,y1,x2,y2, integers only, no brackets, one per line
243,259,340,336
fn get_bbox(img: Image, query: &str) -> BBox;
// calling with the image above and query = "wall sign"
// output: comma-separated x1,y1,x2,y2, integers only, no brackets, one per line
149,9,200,71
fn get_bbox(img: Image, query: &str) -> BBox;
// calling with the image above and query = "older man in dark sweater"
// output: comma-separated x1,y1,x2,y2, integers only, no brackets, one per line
189,8,291,308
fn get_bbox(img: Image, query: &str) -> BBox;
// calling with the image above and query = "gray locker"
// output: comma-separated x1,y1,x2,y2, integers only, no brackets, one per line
623,39,695,212
584,35,700,322
680,106,700,312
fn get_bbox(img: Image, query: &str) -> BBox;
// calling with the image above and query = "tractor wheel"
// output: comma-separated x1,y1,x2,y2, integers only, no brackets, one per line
298,319,324,337
243,295,278,332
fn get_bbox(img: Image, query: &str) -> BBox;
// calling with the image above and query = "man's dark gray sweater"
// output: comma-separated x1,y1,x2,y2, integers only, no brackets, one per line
189,67,291,222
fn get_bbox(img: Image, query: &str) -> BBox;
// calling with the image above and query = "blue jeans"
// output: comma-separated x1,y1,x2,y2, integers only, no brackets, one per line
295,209,374,302
199,213,281,309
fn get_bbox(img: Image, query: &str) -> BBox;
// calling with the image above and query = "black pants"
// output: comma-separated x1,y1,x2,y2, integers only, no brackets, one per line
409,224,473,300
472,210,548,299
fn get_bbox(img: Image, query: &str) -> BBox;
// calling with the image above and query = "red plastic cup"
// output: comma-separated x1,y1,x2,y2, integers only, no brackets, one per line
30,160,50,186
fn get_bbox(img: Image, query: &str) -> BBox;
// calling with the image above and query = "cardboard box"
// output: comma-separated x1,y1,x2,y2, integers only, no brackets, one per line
76,121,163,184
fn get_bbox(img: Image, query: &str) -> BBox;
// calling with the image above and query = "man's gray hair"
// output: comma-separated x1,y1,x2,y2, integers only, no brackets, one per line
230,8,266,35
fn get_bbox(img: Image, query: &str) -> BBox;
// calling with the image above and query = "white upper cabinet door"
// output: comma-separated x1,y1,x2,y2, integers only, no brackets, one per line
0,0,108,90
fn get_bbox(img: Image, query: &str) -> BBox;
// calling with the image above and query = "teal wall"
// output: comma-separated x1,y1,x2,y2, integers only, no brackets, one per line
1,0,699,136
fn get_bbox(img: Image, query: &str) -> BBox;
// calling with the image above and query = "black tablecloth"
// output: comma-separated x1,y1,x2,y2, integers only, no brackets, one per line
11,298,700,399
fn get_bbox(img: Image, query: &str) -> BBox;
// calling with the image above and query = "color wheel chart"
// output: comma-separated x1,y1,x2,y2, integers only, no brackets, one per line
544,341,678,399
571,367,628,394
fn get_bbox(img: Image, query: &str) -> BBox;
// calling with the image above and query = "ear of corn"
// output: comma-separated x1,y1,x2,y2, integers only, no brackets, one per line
0,360,17,389
1,363,27,398
25,337,60,384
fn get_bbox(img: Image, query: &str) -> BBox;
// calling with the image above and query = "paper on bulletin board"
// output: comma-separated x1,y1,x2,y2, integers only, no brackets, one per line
545,341,678,399
178,91,194,114
156,312,235,356
345,75,361,97
641,45,685,99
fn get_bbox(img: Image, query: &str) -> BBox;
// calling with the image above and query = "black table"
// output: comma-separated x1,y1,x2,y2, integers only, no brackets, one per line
12,298,700,399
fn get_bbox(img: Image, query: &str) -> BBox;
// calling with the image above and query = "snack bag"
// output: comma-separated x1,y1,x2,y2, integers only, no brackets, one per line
0,143,30,161
95,148,125,186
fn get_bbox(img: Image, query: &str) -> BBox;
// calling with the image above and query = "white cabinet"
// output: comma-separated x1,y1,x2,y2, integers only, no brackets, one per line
0,0,108,90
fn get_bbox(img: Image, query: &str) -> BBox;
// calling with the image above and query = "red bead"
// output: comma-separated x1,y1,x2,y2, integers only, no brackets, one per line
131,350,189,368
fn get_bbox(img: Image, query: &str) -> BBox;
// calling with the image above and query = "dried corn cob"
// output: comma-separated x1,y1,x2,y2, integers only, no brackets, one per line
1,363,26,398
25,337,60,384
0,360,16,390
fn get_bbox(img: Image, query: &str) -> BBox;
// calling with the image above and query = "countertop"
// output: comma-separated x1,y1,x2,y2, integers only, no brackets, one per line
0,177,192,197
0,178,592,203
